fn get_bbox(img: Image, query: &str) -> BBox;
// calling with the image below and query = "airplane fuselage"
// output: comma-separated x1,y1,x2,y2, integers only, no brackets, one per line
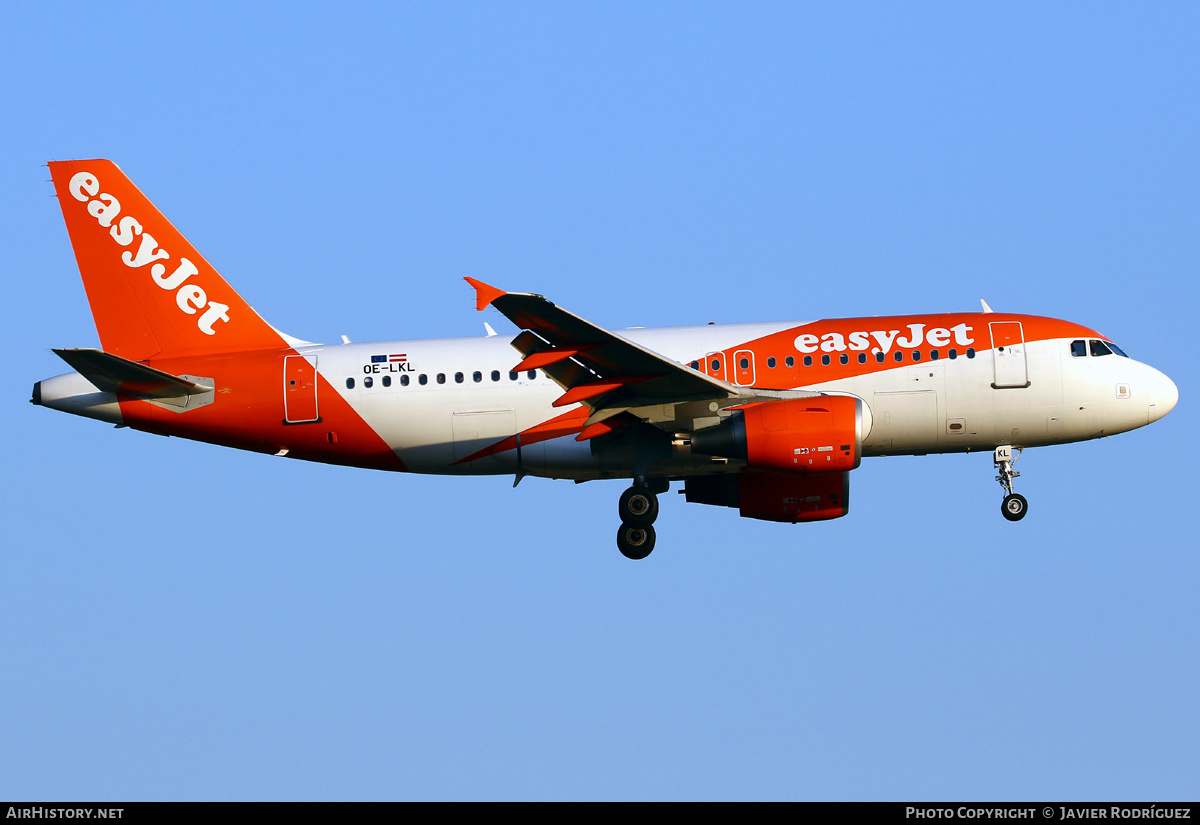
38,312,1176,481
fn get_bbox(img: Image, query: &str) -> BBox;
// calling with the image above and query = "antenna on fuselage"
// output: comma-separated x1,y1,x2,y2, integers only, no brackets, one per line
980,299,994,313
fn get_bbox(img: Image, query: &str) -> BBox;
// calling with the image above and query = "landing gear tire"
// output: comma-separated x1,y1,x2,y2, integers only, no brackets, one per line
618,485,659,527
617,523,656,560
1001,493,1028,522
994,445,1028,522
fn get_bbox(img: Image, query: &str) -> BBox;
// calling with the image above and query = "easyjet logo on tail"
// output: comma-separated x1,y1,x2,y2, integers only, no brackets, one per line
67,171,230,336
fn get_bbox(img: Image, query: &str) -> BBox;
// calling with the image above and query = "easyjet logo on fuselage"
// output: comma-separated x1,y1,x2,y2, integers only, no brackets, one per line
67,171,230,336
794,322,974,355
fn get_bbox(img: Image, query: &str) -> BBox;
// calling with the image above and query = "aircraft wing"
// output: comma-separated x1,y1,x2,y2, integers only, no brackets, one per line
465,278,813,430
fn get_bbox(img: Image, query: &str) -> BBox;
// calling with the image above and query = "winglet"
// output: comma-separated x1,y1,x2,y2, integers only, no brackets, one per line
464,277,507,311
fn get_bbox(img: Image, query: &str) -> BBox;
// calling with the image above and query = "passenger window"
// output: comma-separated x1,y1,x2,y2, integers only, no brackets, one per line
930,350,939,360
966,348,975,359
785,356,795,367
382,375,391,387
690,361,699,370
527,370,537,379
364,377,373,388
739,357,749,369
949,349,957,360
509,371,518,381
857,353,867,364
419,374,428,385
346,377,355,389
875,352,884,363
821,355,830,366
912,351,921,362
1071,340,1087,357
454,372,464,383
437,373,445,384
894,351,903,362
803,355,812,367
710,359,720,371
1090,340,1113,357
767,357,776,368
491,370,500,382
839,353,848,365
401,375,410,386
473,371,482,383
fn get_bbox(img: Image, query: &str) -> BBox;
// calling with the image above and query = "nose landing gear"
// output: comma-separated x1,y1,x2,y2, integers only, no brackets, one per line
994,445,1028,521
616,479,666,559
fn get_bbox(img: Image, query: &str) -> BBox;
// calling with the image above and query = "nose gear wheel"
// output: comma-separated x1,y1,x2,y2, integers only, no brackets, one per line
1002,493,1028,521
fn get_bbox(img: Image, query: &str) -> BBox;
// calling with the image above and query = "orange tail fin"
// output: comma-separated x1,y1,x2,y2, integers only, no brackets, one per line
49,159,288,361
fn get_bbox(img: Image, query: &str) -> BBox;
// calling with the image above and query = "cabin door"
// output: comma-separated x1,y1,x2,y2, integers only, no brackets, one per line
284,355,320,423
989,322,1029,388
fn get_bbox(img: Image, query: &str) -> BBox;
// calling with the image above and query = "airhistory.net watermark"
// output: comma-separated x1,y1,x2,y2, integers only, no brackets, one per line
6,809,123,819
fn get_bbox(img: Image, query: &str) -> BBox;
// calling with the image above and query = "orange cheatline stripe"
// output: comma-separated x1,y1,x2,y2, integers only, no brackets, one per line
695,313,1104,390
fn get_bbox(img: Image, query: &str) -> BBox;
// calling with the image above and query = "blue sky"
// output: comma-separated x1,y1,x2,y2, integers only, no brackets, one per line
2,3,1197,800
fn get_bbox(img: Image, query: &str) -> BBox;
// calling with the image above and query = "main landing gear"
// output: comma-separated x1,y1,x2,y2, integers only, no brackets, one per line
994,445,1028,522
616,479,667,559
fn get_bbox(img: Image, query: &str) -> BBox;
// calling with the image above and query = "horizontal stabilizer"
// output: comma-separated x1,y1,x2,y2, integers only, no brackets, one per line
52,348,212,400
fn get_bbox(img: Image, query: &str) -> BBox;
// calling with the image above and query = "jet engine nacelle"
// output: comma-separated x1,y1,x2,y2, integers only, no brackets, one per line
684,471,850,523
690,395,868,474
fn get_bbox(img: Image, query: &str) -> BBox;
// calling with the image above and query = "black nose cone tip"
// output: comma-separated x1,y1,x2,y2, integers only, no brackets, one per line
31,381,42,406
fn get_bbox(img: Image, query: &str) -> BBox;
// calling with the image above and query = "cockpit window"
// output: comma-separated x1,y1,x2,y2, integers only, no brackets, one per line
1070,340,1087,357
1107,342,1129,358
1089,339,1113,357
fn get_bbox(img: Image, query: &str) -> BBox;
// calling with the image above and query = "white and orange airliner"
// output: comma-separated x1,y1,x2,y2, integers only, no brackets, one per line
34,160,1179,558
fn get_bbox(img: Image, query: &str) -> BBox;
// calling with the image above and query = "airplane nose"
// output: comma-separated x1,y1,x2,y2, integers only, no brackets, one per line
1148,368,1178,423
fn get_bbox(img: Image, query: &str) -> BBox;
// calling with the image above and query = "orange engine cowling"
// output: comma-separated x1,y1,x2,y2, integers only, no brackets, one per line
690,395,865,474
684,471,850,523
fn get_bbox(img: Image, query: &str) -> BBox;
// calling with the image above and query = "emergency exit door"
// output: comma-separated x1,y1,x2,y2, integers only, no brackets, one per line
705,352,726,382
733,350,756,386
